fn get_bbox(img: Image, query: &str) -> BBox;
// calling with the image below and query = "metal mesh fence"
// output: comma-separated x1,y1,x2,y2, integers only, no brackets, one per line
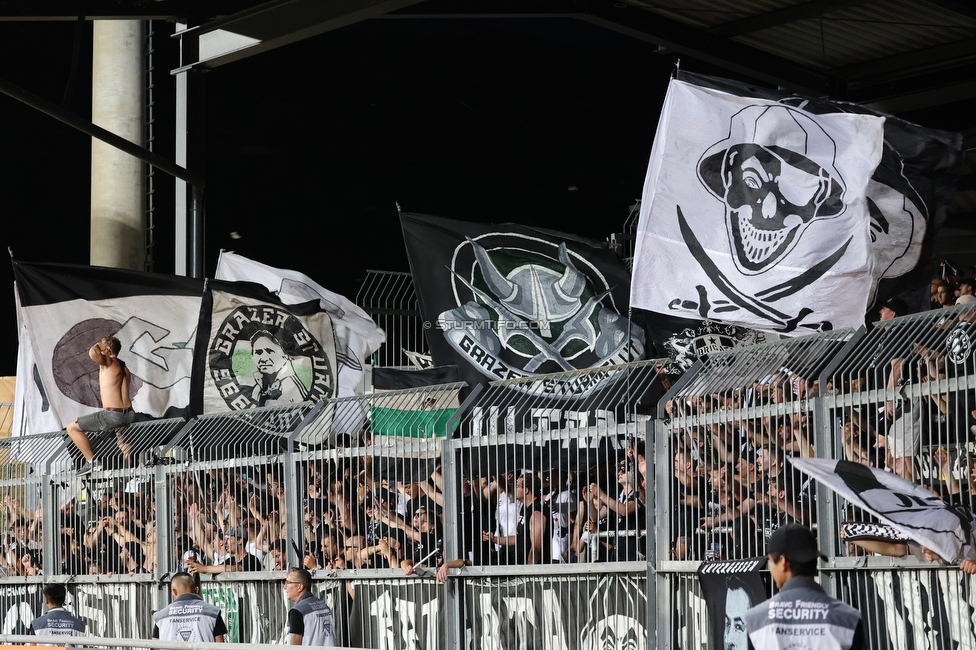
660,330,853,563
452,360,664,569
0,402,13,436
8,318,976,647
355,271,426,369
822,305,976,558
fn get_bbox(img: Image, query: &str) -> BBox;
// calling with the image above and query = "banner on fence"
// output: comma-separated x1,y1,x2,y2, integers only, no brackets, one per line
371,366,461,438
466,575,646,650
348,580,442,649
698,558,768,649
201,585,240,643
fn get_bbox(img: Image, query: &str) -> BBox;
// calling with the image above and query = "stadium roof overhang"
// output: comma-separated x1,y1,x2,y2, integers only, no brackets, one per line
5,0,975,255
162,0,976,234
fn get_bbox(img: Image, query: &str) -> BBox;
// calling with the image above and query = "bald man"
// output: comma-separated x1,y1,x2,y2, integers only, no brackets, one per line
152,572,227,642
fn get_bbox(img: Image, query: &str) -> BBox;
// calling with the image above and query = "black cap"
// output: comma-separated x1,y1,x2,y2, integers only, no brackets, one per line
960,278,976,289
767,523,826,563
883,297,909,316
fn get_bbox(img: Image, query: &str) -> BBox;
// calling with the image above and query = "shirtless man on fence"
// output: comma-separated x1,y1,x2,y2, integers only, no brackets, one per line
66,336,135,475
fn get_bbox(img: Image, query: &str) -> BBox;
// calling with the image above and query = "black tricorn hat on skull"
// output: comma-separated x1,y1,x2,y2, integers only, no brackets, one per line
697,103,847,217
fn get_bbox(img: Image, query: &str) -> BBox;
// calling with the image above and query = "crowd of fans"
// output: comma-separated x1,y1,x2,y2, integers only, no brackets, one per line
667,374,818,562
0,432,651,580
668,270,976,564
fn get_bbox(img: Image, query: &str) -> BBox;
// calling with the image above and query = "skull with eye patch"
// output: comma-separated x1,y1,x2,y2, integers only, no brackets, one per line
698,104,847,275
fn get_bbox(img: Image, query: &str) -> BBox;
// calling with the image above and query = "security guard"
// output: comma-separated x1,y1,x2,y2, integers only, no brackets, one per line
744,524,865,649
153,572,227,642
30,584,86,642
284,567,336,646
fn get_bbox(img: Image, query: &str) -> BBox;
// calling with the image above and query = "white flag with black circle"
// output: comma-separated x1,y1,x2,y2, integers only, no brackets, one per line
12,261,203,434
793,457,976,564
631,77,885,333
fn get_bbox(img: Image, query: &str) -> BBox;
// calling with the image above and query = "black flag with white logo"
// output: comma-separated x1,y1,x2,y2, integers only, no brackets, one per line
400,212,646,393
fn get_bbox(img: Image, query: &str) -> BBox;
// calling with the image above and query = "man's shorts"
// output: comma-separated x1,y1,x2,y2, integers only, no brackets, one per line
76,408,136,433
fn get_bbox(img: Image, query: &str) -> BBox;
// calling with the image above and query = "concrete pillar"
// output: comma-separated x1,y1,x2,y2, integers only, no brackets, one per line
91,20,145,270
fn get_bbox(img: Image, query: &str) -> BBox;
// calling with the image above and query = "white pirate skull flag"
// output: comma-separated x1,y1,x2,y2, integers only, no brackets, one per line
190,280,338,414
400,212,646,391
632,74,884,333
12,260,203,435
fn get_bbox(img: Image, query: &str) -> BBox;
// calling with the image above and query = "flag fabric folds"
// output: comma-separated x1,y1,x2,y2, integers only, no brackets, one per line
215,251,385,398
12,261,203,434
371,365,461,438
632,73,885,333
400,212,646,393
792,457,976,564
190,280,338,415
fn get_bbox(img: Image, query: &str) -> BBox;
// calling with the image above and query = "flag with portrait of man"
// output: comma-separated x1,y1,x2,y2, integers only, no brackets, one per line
189,280,338,415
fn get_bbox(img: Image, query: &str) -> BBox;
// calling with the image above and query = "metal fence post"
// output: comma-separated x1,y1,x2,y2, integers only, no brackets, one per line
154,458,173,611
440,437,463,649
645,416,658,650
653,411,673,650
42,440,68,580
284,401,327,569
815,326,867,600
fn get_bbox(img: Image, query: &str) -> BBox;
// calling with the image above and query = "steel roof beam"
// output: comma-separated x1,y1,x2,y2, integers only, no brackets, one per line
708,0,871,38
836,38,976,86
923,0,976,22
863,77,976,114
173,0,423,73
388,0,838,95
0,1,263,21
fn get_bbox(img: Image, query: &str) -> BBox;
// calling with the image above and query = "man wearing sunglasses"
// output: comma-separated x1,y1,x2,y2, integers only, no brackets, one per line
284,567,336,646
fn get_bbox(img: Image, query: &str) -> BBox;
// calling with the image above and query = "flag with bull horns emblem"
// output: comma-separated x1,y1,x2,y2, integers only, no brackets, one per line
400,213,646,394
632,74,884,333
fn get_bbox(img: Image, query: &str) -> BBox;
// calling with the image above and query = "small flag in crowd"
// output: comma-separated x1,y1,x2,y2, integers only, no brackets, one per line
793,457,976,564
